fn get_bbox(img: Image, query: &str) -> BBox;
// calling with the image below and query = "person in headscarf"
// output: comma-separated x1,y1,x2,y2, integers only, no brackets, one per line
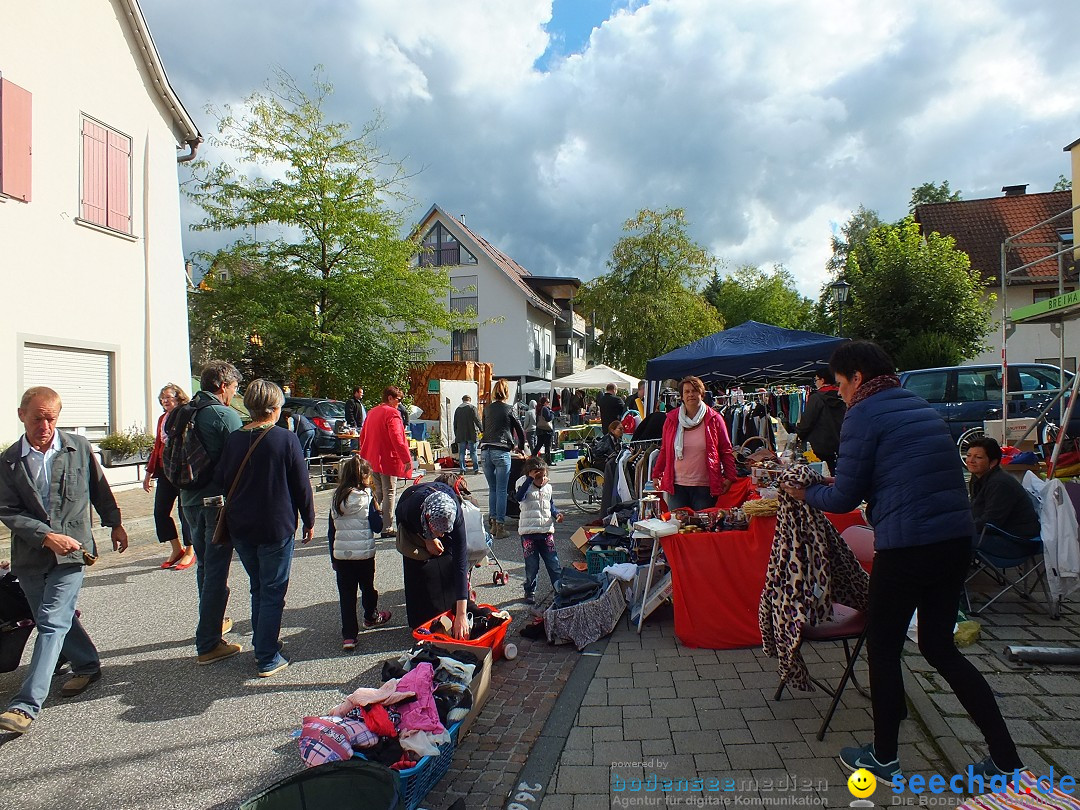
395,481,469,635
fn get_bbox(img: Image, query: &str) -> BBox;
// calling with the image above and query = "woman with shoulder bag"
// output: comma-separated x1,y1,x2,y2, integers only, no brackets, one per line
480,380,526,539
214,380,315,678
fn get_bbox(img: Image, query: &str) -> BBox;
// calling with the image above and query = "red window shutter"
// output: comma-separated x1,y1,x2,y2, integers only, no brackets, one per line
0,78,32,202
106,129,131,233
81,119,108,226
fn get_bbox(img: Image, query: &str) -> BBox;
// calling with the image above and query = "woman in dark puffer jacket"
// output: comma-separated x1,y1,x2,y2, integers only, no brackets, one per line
784,341,1022,782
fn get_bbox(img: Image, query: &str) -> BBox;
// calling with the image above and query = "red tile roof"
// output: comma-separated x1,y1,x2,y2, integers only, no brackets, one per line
914,190,1074,285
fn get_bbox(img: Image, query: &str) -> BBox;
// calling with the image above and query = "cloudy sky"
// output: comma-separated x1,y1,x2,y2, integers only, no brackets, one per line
141,0,1080,296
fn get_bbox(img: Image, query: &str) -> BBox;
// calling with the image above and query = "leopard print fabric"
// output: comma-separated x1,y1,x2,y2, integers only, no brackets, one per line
758,464,870,691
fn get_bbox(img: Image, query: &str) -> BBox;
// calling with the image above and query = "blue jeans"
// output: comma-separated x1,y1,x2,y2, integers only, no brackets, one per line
459,440,479,473
521,533,561,596
666,485,715,511
10,563,98,718
482,447,511,523
183,505,234,656
232,535,293,669
297,430,315,459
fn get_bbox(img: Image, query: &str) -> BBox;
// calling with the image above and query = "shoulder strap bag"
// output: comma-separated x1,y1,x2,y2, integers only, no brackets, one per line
213,426,276,547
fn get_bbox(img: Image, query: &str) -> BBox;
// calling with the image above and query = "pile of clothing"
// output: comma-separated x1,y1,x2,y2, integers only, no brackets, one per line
297,644,479,770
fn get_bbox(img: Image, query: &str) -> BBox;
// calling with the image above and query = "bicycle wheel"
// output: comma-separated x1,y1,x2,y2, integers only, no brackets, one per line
571,468,605,513
957,427,985,459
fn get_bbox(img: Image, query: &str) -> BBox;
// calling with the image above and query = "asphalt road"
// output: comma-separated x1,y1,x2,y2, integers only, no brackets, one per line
0,460,594,810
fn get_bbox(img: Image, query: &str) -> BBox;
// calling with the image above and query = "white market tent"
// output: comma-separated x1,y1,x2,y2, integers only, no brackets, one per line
550,364,639,391
518,380,552,395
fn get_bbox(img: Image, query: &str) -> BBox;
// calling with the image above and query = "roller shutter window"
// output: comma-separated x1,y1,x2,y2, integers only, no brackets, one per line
23,344,112,439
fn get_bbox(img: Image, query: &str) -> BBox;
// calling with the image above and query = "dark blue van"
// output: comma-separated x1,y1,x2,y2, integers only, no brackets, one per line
898,363,1077,442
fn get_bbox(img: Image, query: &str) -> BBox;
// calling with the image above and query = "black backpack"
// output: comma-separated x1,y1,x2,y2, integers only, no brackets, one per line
161,399,216,490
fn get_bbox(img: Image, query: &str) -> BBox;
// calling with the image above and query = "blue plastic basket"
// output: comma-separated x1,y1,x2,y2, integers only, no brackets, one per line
357,721,460,810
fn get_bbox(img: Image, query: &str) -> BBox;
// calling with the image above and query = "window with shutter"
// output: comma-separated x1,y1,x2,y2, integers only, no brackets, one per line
80,117,131,234
0,78,32,202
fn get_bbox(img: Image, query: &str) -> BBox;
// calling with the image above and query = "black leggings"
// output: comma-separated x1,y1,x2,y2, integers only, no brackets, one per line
534,429,555,461
154,475,192,546
335,559,378,639
868,538,1021,768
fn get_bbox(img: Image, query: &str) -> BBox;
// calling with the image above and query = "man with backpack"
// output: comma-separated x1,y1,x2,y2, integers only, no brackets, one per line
168,361,243,665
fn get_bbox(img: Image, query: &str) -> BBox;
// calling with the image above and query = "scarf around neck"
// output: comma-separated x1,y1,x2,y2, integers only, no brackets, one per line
675,401,708,460
847,373,901,410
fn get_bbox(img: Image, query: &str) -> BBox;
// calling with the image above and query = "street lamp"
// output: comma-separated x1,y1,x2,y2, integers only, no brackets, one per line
829,279,851,335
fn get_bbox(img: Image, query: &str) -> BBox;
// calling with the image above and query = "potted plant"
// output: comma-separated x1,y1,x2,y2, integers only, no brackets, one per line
99,425,155,467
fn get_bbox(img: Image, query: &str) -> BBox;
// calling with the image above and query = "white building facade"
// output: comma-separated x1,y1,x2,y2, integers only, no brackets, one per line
414,205,583,383
0,0,199,445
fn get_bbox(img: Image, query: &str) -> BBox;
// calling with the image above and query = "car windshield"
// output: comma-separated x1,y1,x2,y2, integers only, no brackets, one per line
317,401,346,418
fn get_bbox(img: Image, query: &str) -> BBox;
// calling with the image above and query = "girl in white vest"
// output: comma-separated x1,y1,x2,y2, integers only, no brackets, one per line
329,456,392,650
515,456,563,604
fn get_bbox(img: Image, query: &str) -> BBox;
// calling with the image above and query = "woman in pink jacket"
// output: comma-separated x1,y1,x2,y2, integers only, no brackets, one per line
359,386,412,537
652,375,736,511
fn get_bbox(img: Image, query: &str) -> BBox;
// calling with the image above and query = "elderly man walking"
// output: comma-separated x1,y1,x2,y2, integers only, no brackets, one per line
0,387,128,734
179,361,244,665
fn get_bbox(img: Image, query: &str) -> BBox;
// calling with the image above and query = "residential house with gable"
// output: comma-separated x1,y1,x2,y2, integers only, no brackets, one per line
413,205,587,386
914,186,1076,370
0,0,199,460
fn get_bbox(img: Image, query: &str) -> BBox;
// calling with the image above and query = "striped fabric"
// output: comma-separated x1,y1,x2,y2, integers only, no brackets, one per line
957,771,1080,809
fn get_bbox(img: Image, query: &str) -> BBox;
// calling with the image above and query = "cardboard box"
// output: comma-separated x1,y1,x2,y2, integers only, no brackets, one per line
418,641,492,738
571,526,605,551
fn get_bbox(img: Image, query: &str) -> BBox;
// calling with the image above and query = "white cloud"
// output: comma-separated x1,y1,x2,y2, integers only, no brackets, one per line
141,0,1080,295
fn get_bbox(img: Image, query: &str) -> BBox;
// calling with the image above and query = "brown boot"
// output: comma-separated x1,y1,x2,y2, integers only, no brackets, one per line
491,521,509,540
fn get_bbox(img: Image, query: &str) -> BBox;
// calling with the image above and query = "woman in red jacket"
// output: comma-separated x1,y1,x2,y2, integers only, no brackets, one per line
652,375,736,511
359,386,413,538
142,383,195,569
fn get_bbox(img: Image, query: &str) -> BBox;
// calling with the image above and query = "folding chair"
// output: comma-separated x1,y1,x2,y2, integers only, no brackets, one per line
964,524,1047,615
773,524,875,740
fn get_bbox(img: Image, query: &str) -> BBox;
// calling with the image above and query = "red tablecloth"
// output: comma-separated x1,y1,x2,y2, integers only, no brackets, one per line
659,510,865,649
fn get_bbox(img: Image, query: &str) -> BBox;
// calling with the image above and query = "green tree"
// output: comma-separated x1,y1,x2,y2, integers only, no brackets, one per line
826,205,883,275
185,68,455,395
703,264,814,330
1053,174,1072,192
909,180,962,212
577,208,723,377
844,217,993,366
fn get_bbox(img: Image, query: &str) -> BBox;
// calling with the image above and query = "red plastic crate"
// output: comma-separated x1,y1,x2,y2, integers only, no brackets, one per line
412,604,509,660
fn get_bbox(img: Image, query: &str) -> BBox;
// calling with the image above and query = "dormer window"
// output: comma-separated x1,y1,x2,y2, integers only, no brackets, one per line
419,223,476,267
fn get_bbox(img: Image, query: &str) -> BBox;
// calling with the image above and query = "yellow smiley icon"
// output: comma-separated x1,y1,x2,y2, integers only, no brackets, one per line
848,768,877,798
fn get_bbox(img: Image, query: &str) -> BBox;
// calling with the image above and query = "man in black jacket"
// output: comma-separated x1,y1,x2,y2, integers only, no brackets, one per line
453,395,482,474
966,437,1041,557
597,383,626,434
795,368,845,474
344,386,366,431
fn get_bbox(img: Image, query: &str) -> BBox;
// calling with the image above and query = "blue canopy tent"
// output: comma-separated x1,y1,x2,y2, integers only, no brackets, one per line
645,321,849,387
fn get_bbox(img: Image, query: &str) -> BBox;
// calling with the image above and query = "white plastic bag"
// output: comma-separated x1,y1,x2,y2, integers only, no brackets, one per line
460,498,490,566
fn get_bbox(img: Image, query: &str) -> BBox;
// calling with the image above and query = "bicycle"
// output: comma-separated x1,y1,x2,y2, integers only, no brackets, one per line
570,439,608,513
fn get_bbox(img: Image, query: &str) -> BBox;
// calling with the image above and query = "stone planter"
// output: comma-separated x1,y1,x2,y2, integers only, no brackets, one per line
101,447,151,467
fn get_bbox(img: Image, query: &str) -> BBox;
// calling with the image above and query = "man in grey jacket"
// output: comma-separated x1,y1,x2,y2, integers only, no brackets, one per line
0,387,128,734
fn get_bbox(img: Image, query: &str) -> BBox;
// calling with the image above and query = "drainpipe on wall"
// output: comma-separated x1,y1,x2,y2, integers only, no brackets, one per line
177,136,202,163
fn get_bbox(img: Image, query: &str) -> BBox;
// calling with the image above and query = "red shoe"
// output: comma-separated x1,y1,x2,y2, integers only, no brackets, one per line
174,552,196,571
